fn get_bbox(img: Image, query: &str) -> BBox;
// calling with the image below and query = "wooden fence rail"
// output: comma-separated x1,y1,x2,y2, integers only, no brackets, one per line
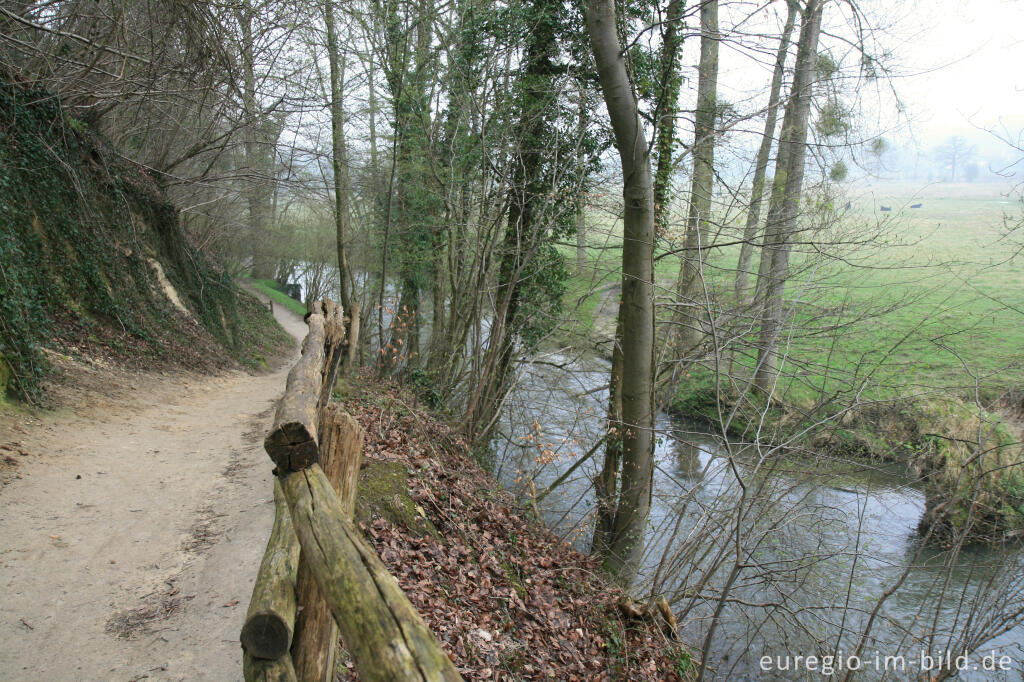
241,299,462,682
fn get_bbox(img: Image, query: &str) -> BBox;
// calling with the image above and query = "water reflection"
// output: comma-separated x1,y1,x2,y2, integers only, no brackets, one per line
672,436,706,480
493,353,1024,681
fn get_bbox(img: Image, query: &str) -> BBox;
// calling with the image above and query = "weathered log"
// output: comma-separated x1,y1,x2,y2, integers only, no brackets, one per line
616,594,680,641
241,478,301,660
264,311,326,472
318,299,346,412
320,404,363,516
616,595,645,620
243,651,297,682
344,302,361,368
281,465,463,682
291,405,365,682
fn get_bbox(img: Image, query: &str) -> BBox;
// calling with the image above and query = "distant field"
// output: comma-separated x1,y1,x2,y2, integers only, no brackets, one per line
563,182,1024,405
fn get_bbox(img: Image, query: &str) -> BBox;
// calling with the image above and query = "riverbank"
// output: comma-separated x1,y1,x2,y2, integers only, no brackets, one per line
333,372,693,680
668,368,1024,545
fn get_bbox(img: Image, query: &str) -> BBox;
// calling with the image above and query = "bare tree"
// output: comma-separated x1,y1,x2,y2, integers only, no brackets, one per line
734,0,799,303
585,0,656,586
754,0,825,393
674,0,720,357
936,135,977,182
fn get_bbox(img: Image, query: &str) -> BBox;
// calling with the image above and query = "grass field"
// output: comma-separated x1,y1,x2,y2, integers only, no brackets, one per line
243,277,309,316
563,181,1024,407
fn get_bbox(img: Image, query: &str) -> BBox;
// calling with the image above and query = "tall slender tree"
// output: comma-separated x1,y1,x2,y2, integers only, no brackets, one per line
586,0,656,585
324,0,355,352
754,0,825,392
734,0,799,302
459,0,583,443
652,0,686,235
674,0,719,355
235,0,284,280
377,0,440,374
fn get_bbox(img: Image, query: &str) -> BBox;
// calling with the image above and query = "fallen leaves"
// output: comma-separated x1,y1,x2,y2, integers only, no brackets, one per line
335,375,687,681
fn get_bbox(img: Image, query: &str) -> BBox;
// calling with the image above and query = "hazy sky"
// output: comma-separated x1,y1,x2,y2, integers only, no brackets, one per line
879,0,1024,141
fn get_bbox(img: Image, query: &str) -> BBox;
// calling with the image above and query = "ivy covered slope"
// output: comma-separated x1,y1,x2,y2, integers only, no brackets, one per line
0,77,290,402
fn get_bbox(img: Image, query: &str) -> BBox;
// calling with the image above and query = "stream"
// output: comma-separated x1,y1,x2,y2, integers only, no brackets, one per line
492,352,1024,681
288,264,1024,679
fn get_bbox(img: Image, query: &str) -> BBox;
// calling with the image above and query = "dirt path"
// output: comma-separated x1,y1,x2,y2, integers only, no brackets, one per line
0,297,306,681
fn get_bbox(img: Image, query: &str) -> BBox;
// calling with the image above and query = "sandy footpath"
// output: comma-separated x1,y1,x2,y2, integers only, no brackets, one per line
0,298,305,681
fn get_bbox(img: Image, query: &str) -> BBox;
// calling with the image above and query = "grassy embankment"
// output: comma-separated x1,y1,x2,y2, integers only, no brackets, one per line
560,183,1024,541
242,277,309,316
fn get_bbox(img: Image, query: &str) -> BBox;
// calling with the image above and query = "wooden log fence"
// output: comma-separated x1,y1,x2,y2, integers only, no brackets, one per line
242,299,462,682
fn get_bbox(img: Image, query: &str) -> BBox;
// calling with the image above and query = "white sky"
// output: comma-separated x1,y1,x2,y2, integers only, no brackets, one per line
699,0,1024,169
894,0,1024,139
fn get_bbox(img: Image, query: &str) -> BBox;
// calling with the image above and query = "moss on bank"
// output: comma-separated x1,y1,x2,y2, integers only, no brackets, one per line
355,459,441,541
0,77,289,402
670,367,1024,545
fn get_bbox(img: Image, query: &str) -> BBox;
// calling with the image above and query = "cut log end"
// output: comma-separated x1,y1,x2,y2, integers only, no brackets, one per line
241,611,293,660
264,428,318,473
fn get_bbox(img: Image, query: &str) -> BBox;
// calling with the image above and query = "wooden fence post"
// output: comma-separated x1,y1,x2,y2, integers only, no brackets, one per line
245,298,462,682
290,405,364,681
243,651,297,682
264,309,326,472
281,465,463,682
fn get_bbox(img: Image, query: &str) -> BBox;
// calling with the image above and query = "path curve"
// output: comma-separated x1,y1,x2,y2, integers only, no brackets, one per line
0,295,306,681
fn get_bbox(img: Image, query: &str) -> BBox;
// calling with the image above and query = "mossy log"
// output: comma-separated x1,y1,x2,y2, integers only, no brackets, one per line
291,405,365,682
243,651,297,682
318,300,346,412
241,478,301,660
281,464,463,682
344,302,361,368
264,309,326,472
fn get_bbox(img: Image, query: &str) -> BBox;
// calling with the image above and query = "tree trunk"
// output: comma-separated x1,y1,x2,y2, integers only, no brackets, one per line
674,0,719,356
585,0,656,586
324,0,354,364
734,0,798,303
575,86,589,272
459,0,562,444
576,209,587,270
236,2,275,280
652,0,685,235
754,0,824,393
591,314,622,557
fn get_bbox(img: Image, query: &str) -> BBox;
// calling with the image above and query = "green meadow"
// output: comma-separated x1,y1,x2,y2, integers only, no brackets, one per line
564,182,1024,408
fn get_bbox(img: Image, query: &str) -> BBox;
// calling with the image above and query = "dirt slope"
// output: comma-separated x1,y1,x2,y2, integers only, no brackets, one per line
0,296,305,681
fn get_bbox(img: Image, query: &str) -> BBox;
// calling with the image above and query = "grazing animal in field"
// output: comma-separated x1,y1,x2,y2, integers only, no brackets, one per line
910,203,922,208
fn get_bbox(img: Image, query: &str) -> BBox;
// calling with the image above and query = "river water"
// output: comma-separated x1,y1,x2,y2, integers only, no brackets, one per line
288,265,1023,678
492,352,1024,681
